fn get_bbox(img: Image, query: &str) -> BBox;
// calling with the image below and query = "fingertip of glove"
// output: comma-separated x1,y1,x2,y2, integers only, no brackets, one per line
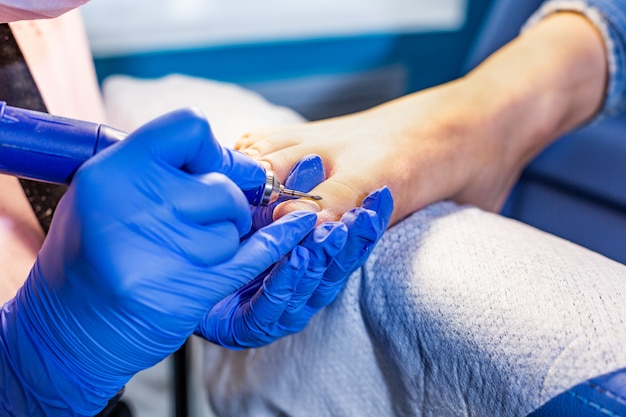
361,186,394,226
362,186,393,211
312,221,349,248
341,207,380,238
285,154,325,191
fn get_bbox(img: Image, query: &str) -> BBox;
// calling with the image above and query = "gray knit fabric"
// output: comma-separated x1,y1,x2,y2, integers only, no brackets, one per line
203,202,626,417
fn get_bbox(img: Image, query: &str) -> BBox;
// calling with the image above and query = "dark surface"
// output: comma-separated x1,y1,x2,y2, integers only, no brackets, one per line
0,23,67,233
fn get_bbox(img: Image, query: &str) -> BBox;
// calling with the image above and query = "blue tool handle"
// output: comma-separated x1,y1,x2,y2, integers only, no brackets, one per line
0,102,272,206
0,101,126,184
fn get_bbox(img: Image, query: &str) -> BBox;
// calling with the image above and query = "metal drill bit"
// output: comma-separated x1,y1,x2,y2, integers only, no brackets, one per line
258,170,323,205
280,186,323,201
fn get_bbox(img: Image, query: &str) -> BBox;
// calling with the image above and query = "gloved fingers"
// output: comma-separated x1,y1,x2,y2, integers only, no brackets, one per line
194,190,388,349
252,155,325,230
329,187,394,275
298,221,349,273
360,186,394,232
207,211,317,294
284,154,326,191
288,222,348,304
219,148,267,191
193,247,309,348
117,108,214,171
192,274,264,344
302,208,378,309
169,172,252,236
245,246,310,330
278,222,348,327
330,209,381,275
117,108,266,188
304,188,392,308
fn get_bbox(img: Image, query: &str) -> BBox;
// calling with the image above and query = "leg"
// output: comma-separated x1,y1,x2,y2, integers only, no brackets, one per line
203,202,626,416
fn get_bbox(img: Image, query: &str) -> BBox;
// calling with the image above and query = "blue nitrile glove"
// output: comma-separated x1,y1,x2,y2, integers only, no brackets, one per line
195,220,349,348
195,155,394,349
0,109,316,417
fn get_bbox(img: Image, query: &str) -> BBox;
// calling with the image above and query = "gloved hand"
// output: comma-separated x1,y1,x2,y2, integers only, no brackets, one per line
195,155,394,349
0,109,317,416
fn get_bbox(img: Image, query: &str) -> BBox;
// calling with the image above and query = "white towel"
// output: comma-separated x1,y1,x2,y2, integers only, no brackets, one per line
203,202,626,417
102,73,305,145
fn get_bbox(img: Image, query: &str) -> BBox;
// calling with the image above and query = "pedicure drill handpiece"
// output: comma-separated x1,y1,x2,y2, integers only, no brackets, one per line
0,102,322,206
